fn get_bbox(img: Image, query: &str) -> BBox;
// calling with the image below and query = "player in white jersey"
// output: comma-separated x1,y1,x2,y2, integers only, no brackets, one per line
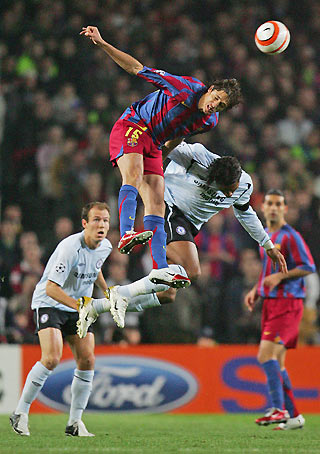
10,202,120,437
161,141,287,297
10,201,188,437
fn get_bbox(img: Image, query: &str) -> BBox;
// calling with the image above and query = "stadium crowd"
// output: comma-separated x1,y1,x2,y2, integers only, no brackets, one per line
0,0,320,345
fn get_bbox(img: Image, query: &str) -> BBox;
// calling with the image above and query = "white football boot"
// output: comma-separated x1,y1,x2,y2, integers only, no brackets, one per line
274,414,305,430
77,297,98,338
10,413,30,436
109,286,128,328
65,420,95,437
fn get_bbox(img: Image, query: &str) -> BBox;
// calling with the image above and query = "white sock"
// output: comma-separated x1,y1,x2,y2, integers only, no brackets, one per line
117,277,168,298
68,369,94,425
15,361,52,414
127,293,161,312
92,298,111,315
117,264,187,298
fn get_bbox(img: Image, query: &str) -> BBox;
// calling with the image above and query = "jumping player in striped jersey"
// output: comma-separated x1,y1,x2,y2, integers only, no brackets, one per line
245,190,316,430
80,25,242,289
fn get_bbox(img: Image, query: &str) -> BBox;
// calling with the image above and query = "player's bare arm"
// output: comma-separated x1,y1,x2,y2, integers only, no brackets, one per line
266,247,288,274
94,270,108,293
263,267,313,291
162,138,184,160
46,280,78,310
80,26,143,75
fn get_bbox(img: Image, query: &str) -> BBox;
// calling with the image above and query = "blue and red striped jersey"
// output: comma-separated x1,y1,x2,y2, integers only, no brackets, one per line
119,66,219,147
257,224,315,298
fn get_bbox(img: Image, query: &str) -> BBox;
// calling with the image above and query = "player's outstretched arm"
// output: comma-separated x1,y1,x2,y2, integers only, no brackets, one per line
80,26,143,75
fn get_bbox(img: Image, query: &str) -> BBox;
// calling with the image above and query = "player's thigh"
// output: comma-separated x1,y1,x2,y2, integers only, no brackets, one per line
67,332,95,370
139,174,165,215
167,241,200,280
257,339,285,364
117,153,144,187
38,327,64,369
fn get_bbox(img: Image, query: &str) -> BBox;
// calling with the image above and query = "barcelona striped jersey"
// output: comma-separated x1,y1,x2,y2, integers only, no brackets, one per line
257,224,315,298
119,66,219,147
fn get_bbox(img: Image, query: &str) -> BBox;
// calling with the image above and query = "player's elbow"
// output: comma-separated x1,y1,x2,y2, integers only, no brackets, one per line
46,280,58,298
130,62,144,75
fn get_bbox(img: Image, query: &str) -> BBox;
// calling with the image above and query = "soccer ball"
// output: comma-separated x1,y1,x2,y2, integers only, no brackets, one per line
255,21,290,54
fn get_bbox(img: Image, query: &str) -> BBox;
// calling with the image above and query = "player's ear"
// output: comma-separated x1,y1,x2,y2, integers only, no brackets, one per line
208,85,215,93
82,219,87,229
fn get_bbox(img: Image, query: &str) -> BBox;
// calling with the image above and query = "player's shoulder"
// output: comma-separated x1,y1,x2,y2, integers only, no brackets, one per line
239,168,253,185
283,223,303,239
100,237,113,252
57,232,83,249
182,142,219,161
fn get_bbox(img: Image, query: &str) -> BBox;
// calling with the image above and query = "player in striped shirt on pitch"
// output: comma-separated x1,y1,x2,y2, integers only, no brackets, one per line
245,189,316,430
80,25,242,289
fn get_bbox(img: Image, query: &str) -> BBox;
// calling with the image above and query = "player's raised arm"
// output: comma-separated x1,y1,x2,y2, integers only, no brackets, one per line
80,26,143,75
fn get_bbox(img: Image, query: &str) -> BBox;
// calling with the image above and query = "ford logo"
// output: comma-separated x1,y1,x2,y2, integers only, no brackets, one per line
38,355,199,413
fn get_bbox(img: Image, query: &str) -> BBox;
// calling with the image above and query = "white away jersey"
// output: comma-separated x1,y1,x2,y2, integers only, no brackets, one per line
32,232,112,312
164,142,270,246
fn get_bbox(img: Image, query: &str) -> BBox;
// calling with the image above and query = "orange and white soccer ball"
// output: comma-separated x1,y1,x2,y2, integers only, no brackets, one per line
255,21,290,54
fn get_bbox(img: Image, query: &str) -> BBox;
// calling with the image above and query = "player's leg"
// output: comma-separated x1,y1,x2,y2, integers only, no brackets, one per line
11,327,63,436
139,173,168,268
255,340,289,425
65,332,95,436
110,119,155,254
166,241,201,281
274,343,305,430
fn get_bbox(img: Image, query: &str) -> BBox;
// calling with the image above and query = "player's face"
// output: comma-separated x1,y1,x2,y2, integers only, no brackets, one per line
262,195,287,224
198,87,229,114
82,207,110,248
217,180,240,197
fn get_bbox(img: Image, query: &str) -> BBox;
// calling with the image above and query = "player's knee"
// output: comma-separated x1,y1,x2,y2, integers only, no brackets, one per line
41,355,61,370
77,354,95,370
257,351,270,364
122,168,143,188
187,265,201,282
158,288,176,305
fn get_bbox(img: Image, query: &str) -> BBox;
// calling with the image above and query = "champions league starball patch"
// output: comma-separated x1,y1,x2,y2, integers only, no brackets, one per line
55,263,66,273
176,226,186,236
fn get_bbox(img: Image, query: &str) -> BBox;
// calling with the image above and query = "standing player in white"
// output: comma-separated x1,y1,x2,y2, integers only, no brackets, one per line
10,201,187,436
10,202,122,437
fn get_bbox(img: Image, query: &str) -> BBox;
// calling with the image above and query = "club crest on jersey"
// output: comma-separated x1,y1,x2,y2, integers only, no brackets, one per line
176,226,186,236
40,314,49,324
55,263,66,273
127,137,138,147
96,258,104,269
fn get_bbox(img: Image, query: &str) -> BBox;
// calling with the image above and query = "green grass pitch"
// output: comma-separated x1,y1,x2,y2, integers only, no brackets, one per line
1,413,320,454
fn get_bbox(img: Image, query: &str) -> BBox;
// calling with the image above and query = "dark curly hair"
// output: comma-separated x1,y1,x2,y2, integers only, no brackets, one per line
207,156,242,185
211,78,242,110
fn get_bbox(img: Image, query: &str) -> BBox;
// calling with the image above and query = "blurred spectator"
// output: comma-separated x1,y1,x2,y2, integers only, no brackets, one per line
10,242,44,295
223,248,262,343
42,216,74,264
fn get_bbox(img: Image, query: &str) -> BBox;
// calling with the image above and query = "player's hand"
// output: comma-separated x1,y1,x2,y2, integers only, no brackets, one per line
266,247,288,274
244,288,258,312
80,26,103,45
263,272,283,291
